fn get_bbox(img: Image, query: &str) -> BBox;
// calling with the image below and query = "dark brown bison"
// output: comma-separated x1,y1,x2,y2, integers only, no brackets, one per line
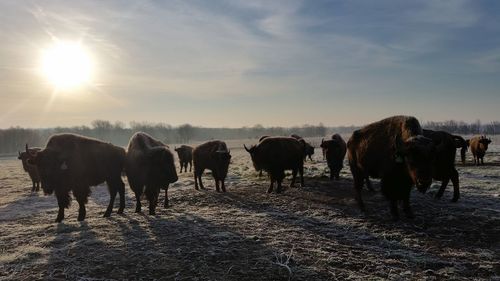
290,134,314,161
26,134,126,222
18,145,42,191
193,140,231,192
469,135,492,165
126,132,178,215
423,129,460,202
320,134,346,180
174,145,193,173
452,135,468,165
348,116,435,220
245,137,304,193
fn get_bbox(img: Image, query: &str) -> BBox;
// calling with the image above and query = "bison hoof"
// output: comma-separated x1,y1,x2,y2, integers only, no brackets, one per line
451,197,459,203
149,210,156,216
164,203,169,209
103,212,111,218
55,217,63,223
117,209,124,214
77,215,85,221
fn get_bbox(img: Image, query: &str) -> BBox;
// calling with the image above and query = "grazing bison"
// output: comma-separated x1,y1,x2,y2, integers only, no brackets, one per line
290,134,314,161
348,116,435,220
174,145,193,173
245,137,304,193
193,140,231,192
469,136,492,165
423,129,460,202
18,145,42,191
26,134,126,222
452,135,468,165
126,132,178,215
320,134,347,180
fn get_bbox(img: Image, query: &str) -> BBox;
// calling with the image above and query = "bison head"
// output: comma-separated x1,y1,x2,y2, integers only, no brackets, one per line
26,147,67,195
479,137,492,151
244,144,262,171
396,135,435,193
149,148,178,185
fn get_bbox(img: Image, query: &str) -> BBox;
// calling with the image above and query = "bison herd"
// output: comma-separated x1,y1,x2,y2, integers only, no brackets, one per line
18,115,493,222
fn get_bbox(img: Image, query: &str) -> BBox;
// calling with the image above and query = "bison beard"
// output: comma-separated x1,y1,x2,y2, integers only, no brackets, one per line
193,141,231,192
126,132,178,215
27,134,126,222
347,116,435,220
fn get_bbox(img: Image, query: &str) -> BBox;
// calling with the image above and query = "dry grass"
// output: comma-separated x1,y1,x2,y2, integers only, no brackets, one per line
0,139,499,280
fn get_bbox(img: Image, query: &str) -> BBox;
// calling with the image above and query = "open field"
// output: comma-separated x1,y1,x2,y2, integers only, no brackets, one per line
1,138,499,280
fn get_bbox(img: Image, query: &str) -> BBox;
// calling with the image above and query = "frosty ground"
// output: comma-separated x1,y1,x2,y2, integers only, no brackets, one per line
0,138,499,280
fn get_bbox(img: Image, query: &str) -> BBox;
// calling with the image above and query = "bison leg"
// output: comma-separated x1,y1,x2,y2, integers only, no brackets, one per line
145,185,159,215
221,179,227,193
73,187,90,221
389,200,399,221
299,165,304,187
179,163,183,173
276,178,283,194
213,172,220,192
164,185,170,208
481,157,484,165
450,168,460,202
54,189,71,223
198,172,205,189
36,181,40,192
194,170,199,190
134,190,142,213
365,177,374,192
290,169,297,188
189,161,192,172
402,198,414,219
267,176,274,193
435,178,449,200
353,175,365,211
104,189,117,217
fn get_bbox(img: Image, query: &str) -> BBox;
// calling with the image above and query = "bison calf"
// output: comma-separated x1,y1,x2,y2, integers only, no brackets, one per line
320,134,346,180
27,134,126,222
348,116,435,220
193,140,231,192
126,132,178,215
174,145,193,173
18,145,41,191
469,135,492,165
290,134,314,161
245,137,304,193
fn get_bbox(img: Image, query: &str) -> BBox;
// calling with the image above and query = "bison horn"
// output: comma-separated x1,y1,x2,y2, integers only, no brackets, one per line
243,144,251,153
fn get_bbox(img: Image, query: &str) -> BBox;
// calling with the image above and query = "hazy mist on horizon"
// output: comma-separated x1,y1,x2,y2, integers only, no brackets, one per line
1,0,499,129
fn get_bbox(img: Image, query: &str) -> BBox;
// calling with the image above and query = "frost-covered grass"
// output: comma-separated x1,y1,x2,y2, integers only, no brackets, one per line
0,140,499,280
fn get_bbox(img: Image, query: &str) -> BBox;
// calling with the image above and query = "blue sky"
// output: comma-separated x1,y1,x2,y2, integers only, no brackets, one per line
0,0,499,128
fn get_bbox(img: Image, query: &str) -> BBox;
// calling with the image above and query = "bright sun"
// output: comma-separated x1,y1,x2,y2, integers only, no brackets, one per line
40,41,93,89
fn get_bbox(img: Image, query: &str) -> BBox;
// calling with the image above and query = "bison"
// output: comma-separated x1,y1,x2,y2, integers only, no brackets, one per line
18,145,42,191
469,135,492,165
193,140,231,192
452,135,468,165
26,133,126,222
320,134,347,180
244,137,304,193
174,145,193,173
423,129,460,202
126,132,178,215
348,116,435,220
290,134,315,161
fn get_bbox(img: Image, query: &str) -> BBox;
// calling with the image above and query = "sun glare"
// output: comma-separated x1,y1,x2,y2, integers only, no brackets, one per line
40,41,93,90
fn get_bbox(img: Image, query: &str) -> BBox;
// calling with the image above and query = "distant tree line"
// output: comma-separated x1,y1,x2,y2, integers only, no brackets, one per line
0,121,327,155
1,119,498,155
